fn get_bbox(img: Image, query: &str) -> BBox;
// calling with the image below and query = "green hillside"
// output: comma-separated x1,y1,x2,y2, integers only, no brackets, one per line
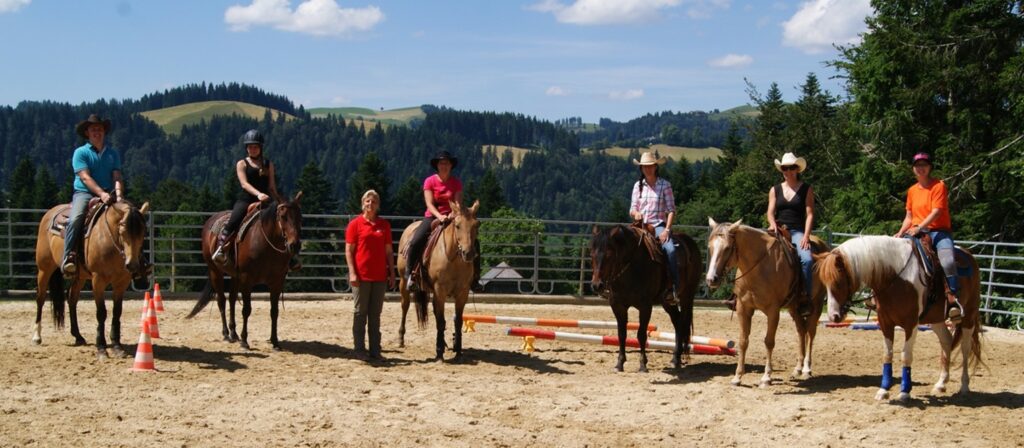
710,104,759,120
595,144,722,163
140,101,295,135
308,106,426,126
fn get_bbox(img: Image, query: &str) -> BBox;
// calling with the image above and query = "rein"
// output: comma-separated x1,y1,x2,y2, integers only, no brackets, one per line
256,212,289,254
717,228,774,284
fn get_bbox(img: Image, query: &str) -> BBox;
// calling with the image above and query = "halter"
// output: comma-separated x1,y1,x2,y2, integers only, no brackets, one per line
597,227,644,288
711,226,773,284
255,205,291,254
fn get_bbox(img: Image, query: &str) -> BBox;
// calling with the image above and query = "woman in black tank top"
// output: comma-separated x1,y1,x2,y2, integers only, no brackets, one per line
766,152,816,316
213,129,284,265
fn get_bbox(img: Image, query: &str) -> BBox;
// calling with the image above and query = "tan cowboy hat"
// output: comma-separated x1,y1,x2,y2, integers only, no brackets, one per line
75,114,112,139
632,151,667,166
773,152,807,173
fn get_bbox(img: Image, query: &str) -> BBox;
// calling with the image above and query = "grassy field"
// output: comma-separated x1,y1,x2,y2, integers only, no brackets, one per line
140,101,295,135
308,106,426,126
481,144,534,168
709,104,759,120
595,144,722,163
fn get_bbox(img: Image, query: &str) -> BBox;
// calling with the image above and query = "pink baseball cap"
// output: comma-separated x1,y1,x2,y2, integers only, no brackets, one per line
911,152,933,165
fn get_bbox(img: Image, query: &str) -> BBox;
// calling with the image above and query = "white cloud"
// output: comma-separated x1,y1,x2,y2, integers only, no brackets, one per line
528,0,682,25
782,0,873,54
225,0,384,36
708,53,753,68
0,0,30,13
609,89,645,100
546,86,569,96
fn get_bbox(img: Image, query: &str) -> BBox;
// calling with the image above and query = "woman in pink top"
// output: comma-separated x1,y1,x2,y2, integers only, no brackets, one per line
405,151,484,292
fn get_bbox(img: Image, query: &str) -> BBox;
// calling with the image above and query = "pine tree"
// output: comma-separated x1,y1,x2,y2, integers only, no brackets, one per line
9,158,35,209
347,152,390,214
472,169,506,218
391,176,423,217
296,161,338,215
32,166,59,208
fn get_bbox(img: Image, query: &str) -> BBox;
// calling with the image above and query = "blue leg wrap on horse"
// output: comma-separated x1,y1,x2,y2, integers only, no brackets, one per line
901,367,912,394
881,363,893,390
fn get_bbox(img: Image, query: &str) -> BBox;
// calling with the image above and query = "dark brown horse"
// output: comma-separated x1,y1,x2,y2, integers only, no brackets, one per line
590,224,701,372
397,200,480,361
34,201,150,359
187,193,302,350
816,236,983,401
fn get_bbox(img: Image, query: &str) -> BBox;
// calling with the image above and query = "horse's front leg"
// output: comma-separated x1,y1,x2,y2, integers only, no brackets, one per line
760,308,780,388
92,279,109,360
611,304,628,372
432,294,446,362
931,323,954,394
876,323,897,401
68,277,86,346
269,287,282,351
637,305,653,373
732,305,754,386
108,280,129,358
896,326,919,402
790,309,808,380
452,297,466,361
228,282,239,342
958,326,975,394
239,289,252,350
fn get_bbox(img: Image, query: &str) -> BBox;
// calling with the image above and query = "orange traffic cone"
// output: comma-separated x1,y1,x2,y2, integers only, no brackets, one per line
131,321,155,372
140,291,150,331
146,294,160,339
153,283,165,313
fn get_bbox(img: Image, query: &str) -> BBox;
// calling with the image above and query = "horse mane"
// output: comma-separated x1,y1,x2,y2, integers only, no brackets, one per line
258,200,280,224
816,251,850,288
831,236,912,288
112,201,146,237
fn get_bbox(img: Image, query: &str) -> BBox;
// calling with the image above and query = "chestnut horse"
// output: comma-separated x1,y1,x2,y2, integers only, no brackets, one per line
187,194,302,350
816,236,983,401
704,218,829,387
33,201,150,359
590,224,701,372
397,200,480,361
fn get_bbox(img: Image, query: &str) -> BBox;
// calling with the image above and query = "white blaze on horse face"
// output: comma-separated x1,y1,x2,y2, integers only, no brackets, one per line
706,236,724,285
826,286,843,323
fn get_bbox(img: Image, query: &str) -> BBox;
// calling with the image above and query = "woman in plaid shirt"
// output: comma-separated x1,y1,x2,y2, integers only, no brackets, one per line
628,151,680,304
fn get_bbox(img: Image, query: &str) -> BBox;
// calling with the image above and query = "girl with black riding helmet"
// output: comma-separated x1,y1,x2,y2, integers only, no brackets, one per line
405,150,483,292
213,129,298,270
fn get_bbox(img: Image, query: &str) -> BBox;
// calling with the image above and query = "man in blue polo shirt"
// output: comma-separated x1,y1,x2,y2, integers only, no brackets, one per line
62,114,125,278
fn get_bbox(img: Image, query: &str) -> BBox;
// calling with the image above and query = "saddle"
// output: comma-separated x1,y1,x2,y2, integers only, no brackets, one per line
909,234,972,319
48,198,107,240
212,203,264,246
400,219,451,290
629,222,687,293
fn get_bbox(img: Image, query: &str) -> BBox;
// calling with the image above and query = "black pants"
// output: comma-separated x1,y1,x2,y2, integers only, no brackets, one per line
406,217,435,274
224,199,255,235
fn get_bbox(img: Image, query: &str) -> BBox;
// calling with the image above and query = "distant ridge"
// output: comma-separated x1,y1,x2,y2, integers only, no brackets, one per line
307,106,426,126
140,101,295,135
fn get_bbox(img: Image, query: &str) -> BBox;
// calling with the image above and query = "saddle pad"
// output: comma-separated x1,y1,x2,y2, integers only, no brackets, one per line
48,200,106,240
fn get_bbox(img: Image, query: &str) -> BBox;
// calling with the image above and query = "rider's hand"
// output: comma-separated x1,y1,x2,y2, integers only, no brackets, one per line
659,229,671,243
99,192,113,204
257,193,270,202
441,214,451,223
349,273,360,288
767,224,778,234
800,235,810,250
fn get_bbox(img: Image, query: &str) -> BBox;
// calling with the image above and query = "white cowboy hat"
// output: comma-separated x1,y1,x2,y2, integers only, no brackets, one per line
773,152,807,173
632,151,667,166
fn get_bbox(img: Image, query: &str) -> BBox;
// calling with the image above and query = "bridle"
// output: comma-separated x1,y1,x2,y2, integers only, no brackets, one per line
595,227,644,293
709,226,772,284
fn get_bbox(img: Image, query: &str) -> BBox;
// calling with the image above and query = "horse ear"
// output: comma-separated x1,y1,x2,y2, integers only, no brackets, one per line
469,199,480,216
293,191,303,203
592,225,600,236
708,217,717,228
139,202,150,215
728,220,743,232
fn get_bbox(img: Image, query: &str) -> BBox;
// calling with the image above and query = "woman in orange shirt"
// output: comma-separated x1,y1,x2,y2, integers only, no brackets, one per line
895,152,961,323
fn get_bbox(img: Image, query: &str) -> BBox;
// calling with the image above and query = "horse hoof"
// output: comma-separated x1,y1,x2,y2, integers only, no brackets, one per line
73,338,87,347
614,365,624,373
96,350,108,361
240,342,250,350
110,347,127,358
932,385,946,394
897,392,911,402
759,381,771,389
272,345,282,352
31,338,41,345
875,389,889,401
730,377,741,386
956,386,970,395
638,365,648,373
801,372,812,381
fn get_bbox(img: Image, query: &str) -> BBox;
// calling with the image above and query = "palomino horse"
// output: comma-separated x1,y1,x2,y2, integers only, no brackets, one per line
187,194,302,350
590,224,701,372
705,218,829,387
816,236,983,401
34,201,150,359
397,200,480,361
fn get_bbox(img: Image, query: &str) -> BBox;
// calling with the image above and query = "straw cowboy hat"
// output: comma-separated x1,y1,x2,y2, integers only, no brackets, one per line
75,114,112,139
773,152,807,173
632,151,667,166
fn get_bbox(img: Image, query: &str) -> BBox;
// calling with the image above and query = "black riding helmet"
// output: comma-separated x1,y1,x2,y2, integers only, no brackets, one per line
430,150,458,171
241,129,264,149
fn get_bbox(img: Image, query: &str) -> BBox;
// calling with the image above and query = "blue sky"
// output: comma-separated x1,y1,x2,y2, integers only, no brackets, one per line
0,0,872,122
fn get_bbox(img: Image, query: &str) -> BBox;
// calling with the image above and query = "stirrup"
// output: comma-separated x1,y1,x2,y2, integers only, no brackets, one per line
946,304,963,325
666,288,680,306
61,262,77,279
406,274,420,292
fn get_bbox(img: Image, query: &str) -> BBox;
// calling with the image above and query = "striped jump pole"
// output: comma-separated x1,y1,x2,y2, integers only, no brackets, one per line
463,313,657,332
647,331,735,349
506,327,736,356
850,323,932,332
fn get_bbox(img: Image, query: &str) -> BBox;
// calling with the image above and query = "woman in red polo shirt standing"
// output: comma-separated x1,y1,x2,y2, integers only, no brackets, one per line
345,189,395,361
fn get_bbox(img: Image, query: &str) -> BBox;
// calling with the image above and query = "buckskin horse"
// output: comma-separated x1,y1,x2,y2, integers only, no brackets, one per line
589,223,701,372
816,235,983,401
397,200,480,361
33,200,150,359
187,193,302,350
704,218,829,387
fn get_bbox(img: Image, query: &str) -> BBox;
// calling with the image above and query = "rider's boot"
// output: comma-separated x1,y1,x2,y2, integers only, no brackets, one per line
212,230,231,265
61,252,78,279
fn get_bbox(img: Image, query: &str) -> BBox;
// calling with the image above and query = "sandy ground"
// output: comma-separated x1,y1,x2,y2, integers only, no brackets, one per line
1,297,1023,448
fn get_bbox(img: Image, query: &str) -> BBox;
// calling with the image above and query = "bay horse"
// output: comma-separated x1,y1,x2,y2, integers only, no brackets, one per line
704,218,829,387
589,224,701,372
816,236,983,401
187,193,302,351
34,200,150,359
397,200,480,361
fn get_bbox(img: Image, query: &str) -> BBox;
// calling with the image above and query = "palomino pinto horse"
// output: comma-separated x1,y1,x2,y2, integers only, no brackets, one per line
397,200,480,361
816,236,983,401
34,201,150,359
590,224,701,372
705,219,829,387
187,193,302,350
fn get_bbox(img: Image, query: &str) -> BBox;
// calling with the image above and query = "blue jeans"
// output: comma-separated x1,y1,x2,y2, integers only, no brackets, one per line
790,230,813,298
654,225,679,293
63,191,95,264
928,230,958,294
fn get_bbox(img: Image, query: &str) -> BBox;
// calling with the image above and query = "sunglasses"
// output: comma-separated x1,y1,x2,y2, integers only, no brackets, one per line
781,165,798,172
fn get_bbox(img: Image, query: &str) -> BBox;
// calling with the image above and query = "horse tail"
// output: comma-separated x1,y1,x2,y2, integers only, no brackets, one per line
49,270,65,329
414,291,429,328
186,280,214,319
